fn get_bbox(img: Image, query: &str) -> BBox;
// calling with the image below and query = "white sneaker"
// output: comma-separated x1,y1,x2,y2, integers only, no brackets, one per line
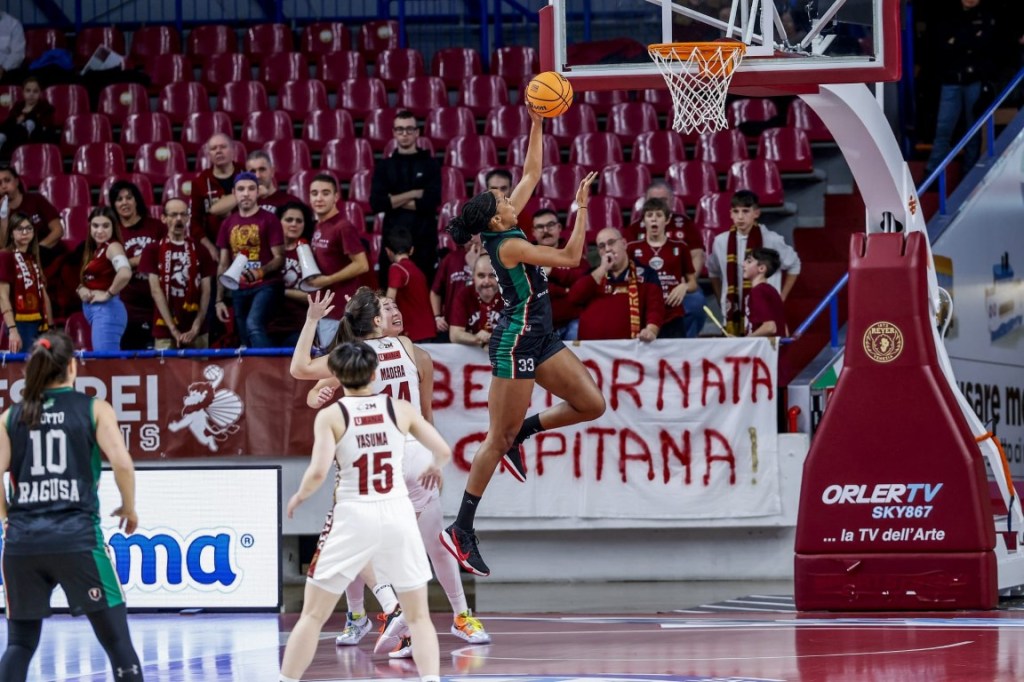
336,612,373,646
451,610,491,644
373,607,409,654
388,636,413,659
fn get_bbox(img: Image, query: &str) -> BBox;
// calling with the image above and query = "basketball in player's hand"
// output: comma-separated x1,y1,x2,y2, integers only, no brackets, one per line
526,71,574,118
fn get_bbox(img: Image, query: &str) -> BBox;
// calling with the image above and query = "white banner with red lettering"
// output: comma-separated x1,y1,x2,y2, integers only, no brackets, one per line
429,338,780,520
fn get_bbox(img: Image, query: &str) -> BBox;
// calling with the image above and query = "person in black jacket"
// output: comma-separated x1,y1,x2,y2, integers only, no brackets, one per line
369,110,442,287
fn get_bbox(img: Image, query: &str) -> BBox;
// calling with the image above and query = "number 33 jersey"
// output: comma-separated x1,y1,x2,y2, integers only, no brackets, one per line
335,394,409,502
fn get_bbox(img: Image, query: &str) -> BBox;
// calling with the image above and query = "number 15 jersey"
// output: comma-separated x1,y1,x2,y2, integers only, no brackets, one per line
334,394,408,502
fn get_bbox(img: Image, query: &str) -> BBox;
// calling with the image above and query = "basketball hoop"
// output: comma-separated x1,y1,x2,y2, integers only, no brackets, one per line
648,42,747,134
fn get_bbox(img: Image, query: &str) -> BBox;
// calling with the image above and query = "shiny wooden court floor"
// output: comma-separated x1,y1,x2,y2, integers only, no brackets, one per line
6,599,1024,681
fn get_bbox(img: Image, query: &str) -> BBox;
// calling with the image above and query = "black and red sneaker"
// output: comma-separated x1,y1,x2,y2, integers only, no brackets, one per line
440,524,490,576
501,443,528,482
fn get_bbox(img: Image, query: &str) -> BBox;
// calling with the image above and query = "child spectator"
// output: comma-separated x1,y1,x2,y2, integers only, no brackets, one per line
0,77,54,162
139,198,216,349
628,198,700,338
109,179,166,350
430,234,481,340
385,226,434,342
0,211,51,351
449,253,504,347
272,201,316,346
214,171,284,348
76,207,131,351
0,165,63,268
743,247,788,337
707,190,800,337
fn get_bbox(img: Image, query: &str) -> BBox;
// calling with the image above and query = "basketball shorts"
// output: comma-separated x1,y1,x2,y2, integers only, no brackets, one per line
2,547,125,619
489,329,565,380
307,496,432,595
402,438,440,513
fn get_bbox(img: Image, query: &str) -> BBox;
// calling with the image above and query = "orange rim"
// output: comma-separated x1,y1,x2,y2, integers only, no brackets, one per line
648,42,747,60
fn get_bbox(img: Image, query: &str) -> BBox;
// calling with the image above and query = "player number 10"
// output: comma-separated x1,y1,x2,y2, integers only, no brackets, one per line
28,430,68,476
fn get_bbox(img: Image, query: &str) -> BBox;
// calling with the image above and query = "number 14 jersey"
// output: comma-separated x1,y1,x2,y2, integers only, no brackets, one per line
335,394,408,502
365,337,420,425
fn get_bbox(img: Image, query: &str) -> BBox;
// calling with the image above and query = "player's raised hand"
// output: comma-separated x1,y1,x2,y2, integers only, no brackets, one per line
575,171,599,207
306,289,335,321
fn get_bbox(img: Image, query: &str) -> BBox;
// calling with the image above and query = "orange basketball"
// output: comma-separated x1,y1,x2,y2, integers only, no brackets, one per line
525,71,574,118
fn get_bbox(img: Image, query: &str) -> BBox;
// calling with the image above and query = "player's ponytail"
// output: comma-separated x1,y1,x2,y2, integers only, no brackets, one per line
333,287,382,348
21,331,75,427
447,191,497,245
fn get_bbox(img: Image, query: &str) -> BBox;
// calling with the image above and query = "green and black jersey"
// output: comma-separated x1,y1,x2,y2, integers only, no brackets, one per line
482,227,553,337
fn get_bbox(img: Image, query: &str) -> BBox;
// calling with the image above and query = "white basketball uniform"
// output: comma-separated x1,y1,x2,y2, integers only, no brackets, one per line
307,394,432,594
364,336,438,513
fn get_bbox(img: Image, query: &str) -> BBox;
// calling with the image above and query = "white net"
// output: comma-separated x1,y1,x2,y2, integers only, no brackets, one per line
648,43,746,135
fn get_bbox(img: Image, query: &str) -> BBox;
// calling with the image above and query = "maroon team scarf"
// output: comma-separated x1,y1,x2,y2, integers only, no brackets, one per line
157,239,200,327
724,225,763,336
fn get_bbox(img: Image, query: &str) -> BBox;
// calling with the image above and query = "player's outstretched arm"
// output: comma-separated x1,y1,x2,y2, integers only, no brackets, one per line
502,171,598,270
508,108,545,214
95,399,137,534
290,289,334,380
288,405,344,517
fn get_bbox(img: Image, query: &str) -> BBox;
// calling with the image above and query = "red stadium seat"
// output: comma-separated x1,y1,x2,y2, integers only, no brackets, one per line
567,195,622,245
133,142,189,185
538,164,589,211
97,83,149,127
64,312,93,351
550,103,598,146
443,135,498,177
75,27,125,67
358,20,400,62
431,48,482,90
362,107,400,152
787,98,833,143
490,46,538,84
694,191,733,233
11,144,63,189
484,105,530,148
261,53,310,93
507,133,560,167
629,193,688,223
186,25,238,65
25,28,67,63
631,130,687,175
757,126,815,174
424,106,477,149
458,75,509,118
194,140,247,172
377,48,425,90
201,53,252,92
119,112,173,156
337,201,366,232
243,110,296,147
263,140,313,184
128,26,180,69
337,78,388,119
73,142,127,187
145,54,190,96
100,174,155,207
606,102,660,146
218,82,270,124
61,113,113,155
473,166,523,195
727,98,779,130
303,109,355,152
695,129,749,174
666,160,719,207
317,51,366,87
44,84,90,126
582,90,630,116
181,111,233,155
726,159,785,207
40,175,91,209
320,138,374,181
395,76,447,118
159,82,210,125
569,132,624,167
163,173,196,202
641,87,673,111
302,22,351,55
347,168,373,212
288,170,321,203
60,205,92,245
600,163,653,210
440,166,467,204
277,79,328,121
245,23,294,63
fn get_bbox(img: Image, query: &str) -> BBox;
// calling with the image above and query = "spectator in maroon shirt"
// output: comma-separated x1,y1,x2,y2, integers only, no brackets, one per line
139,198,216,349
271,201,316,346
624,180,705,275
305,173,369,347
109,179,166,350
449,252,504,347
385,226,434,343
0,165,63,267
569,227,665,342
430,233,481,340
531,209,588,339
0,211,51,352
743,247,788,337
214,172,284,348
191,133,237,260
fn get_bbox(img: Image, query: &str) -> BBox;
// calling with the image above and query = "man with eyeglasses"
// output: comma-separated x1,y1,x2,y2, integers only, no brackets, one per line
370,110,442,287
531,209,587,339
568,227,665,342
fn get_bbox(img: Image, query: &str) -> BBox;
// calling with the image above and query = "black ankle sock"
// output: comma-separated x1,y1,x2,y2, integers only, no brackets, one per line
514,413,544,445
455,491,482,530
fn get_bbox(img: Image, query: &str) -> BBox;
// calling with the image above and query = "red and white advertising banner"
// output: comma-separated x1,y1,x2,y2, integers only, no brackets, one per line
0,338,780,520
